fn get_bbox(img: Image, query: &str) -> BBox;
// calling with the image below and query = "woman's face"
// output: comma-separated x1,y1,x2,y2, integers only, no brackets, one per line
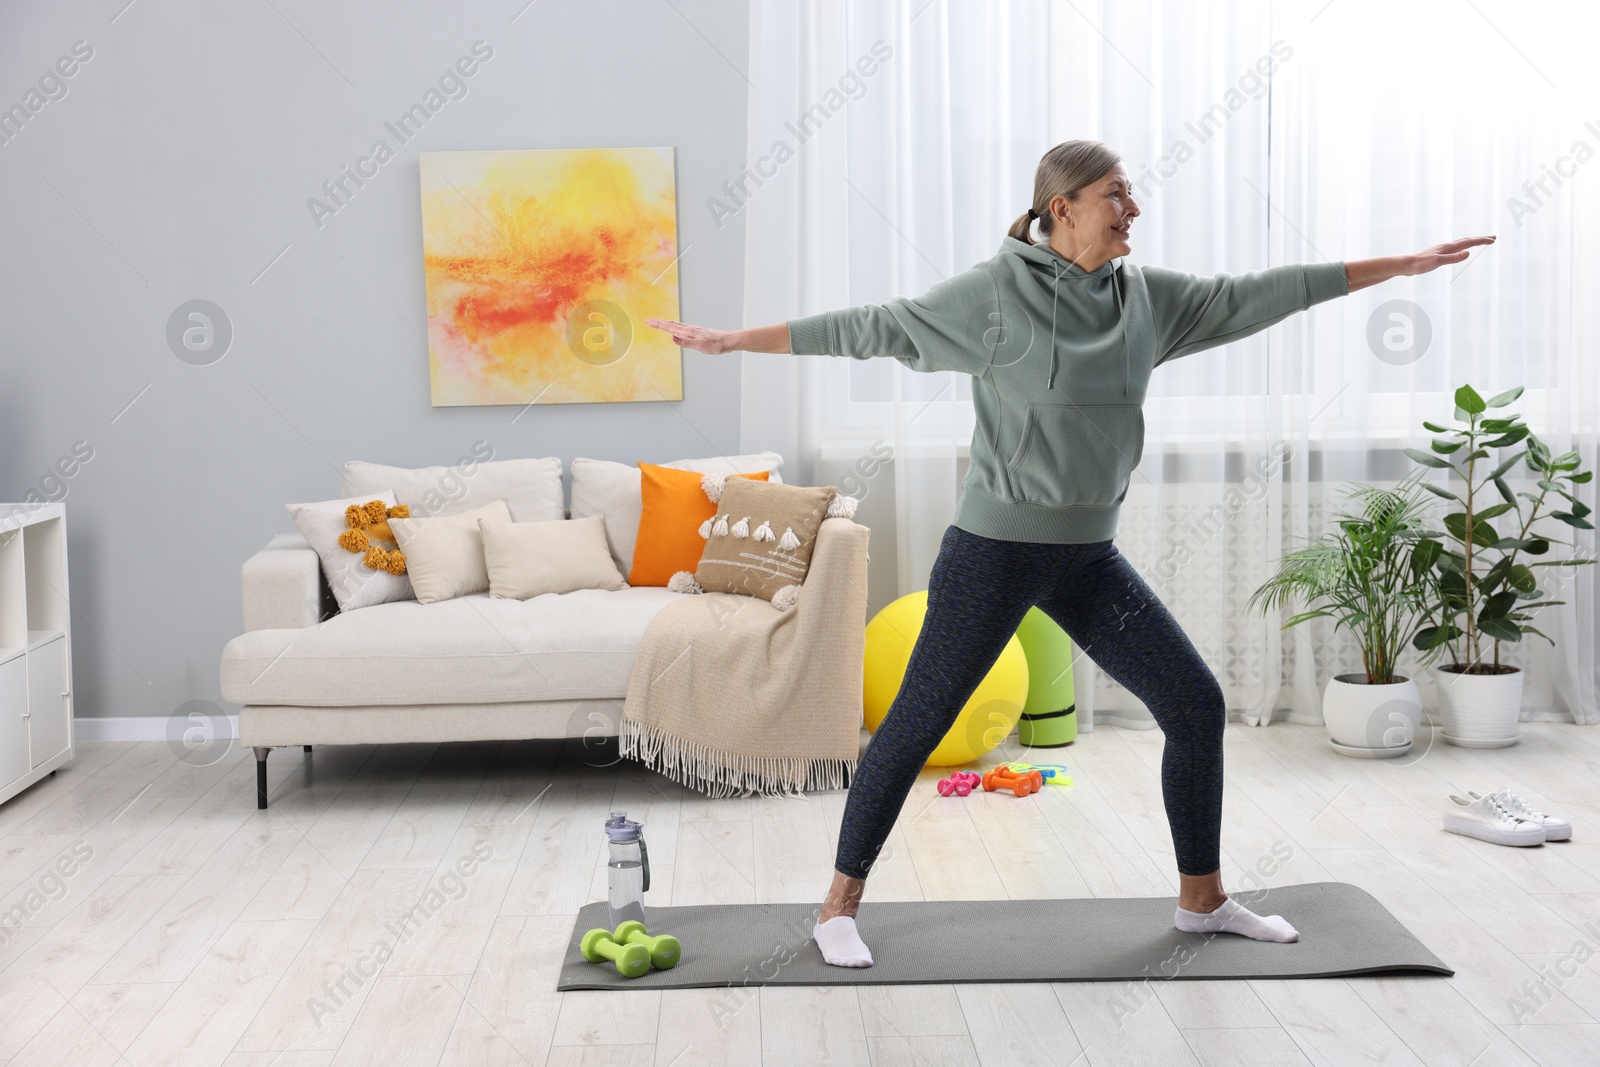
1050,164,1140,265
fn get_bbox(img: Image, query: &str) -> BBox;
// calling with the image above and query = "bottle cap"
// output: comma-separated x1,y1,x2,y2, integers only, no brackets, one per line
605,810,643,843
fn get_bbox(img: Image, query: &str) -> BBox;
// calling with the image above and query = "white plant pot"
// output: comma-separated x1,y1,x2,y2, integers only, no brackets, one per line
1435,665,1523,747
1320,674,1423,757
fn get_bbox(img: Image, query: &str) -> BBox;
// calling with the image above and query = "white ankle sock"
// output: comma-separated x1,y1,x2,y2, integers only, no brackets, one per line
1174,896,1299,942
813,915,874,968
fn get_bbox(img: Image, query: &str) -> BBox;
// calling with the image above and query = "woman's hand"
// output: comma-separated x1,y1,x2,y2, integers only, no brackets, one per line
1345,236,1496,292
1407,235,1497,276
645,318,738,354
645,319,792,354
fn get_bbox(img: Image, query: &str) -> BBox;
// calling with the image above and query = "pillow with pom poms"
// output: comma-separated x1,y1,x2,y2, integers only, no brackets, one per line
286,492,414,612
336,498,410,576
666,477,857,610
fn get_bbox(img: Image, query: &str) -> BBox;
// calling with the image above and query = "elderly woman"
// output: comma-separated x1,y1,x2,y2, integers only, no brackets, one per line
649,139,1492,967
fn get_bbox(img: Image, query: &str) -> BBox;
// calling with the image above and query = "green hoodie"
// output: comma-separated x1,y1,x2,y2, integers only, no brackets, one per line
787,235,1349,544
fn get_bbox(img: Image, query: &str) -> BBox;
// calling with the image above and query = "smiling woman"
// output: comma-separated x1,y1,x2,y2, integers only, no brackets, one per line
648,133,1494,970
1004,140,1137,265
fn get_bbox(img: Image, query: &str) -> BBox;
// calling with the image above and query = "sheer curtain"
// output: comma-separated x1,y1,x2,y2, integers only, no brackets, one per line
739,0,1600,729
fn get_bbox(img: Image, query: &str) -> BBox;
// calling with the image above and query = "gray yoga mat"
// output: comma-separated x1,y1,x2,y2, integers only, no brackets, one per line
557,882,1452,990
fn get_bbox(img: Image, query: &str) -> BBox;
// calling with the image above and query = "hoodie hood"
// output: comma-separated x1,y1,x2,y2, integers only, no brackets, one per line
998,234,1116,279
997,236,1131,397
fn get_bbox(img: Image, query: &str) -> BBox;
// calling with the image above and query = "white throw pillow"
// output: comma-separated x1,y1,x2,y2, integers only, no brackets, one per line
570,451,785,577
479,515,628,600
343,456,563,522
389,499,512,604
286,492,413,612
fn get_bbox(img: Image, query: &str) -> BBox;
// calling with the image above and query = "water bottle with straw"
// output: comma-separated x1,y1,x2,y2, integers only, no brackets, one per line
604,811,650,930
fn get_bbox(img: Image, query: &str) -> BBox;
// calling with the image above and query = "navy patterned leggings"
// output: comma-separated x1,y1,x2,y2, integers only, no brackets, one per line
835,525,1227,880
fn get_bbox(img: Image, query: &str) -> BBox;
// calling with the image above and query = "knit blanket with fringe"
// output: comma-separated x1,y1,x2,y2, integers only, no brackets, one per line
619,517,869,798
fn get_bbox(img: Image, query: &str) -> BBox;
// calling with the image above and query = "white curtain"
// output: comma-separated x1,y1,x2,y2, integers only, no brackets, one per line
739,0,1600,728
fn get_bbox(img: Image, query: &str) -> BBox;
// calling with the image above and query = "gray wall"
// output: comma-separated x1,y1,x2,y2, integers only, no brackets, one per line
0,0,751,720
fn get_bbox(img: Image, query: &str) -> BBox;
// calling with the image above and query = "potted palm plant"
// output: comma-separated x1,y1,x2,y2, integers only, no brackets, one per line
1406,385,1594,746
1248,473,1446,757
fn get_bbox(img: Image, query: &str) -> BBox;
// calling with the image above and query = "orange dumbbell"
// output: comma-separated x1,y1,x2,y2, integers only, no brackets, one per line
981,764,1043,797
1016,767,1045,794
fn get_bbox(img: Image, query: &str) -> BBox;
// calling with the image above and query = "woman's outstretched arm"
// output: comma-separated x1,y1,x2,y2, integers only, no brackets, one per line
646,262,998,378
645,318,788,354
1344,235,1496,292
1146,234,1498,365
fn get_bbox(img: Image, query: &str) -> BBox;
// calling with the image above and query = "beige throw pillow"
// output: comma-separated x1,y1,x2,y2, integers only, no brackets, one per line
389,499,512,604
692,479,839,603
479,515,628,600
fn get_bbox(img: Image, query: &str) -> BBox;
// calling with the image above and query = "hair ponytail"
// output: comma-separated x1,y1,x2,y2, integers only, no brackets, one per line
1012,139,1122,244
1007,210,1035,244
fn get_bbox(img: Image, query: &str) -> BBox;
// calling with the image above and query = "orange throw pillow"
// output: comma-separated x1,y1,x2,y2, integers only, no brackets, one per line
629,463,770,587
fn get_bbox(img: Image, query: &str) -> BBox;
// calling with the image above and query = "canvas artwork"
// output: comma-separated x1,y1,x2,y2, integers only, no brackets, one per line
419,147,683,406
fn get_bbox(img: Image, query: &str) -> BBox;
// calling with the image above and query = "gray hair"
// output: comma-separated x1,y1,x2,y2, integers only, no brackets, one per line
1008,140,1122,244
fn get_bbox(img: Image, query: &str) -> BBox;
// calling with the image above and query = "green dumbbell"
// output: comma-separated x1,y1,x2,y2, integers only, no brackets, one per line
612,920,682,970
579,928,652,978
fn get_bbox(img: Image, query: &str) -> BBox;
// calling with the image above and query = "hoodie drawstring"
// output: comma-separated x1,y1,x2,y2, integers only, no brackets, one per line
1040,252,1130,397
1046,260,1062,390
1114,267,1129,398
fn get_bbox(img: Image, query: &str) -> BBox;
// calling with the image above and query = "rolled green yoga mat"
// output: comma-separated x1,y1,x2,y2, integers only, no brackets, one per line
557,882,1453,990
1015,606,1076,747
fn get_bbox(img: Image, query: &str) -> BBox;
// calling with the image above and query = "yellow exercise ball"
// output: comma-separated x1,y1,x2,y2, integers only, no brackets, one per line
863,591,1030,767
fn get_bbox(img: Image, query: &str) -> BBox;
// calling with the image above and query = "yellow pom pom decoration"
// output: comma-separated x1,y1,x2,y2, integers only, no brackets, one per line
338,501,409,575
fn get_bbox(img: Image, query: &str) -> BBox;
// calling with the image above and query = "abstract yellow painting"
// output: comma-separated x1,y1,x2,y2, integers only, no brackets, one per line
419,147,683,406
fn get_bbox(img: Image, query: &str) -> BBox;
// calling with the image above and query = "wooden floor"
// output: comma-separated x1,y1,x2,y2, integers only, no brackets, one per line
1,720,1598,1066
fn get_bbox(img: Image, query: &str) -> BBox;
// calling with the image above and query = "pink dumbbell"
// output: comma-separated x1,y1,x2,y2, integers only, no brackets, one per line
936,771,983,796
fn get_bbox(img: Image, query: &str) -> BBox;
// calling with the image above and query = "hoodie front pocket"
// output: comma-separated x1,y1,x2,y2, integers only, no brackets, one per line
1005,403,1145,507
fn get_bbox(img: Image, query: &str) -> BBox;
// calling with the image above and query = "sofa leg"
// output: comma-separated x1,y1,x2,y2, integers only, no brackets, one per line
254,747,271,809
304,745,313,753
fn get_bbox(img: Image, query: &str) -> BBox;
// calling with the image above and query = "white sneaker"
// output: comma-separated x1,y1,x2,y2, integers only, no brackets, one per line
1469,787,1573,842
1444,793,1546,847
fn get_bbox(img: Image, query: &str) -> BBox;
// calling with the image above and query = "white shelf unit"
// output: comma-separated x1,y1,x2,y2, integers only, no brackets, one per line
0,502,75,805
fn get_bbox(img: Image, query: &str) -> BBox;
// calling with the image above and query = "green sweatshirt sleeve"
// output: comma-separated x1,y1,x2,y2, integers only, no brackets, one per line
1142,261,1349,366
786,263,997,378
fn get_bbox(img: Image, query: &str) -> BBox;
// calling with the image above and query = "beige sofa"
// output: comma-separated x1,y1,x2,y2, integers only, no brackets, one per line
219,453,870,807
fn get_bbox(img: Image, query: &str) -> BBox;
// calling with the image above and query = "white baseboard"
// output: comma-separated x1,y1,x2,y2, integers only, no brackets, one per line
74,715,240,742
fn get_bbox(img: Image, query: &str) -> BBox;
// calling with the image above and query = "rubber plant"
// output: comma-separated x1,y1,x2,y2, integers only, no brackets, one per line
1248,472,1445,685
1406,384,1595,673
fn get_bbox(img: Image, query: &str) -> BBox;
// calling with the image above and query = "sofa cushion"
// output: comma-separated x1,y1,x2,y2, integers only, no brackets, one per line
390,499,512,604
343,456,563,522
481,515,627,599
695,479,837,602
571,451,784,577
286,492,414,613
629,465,769,587
221,586,683,707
